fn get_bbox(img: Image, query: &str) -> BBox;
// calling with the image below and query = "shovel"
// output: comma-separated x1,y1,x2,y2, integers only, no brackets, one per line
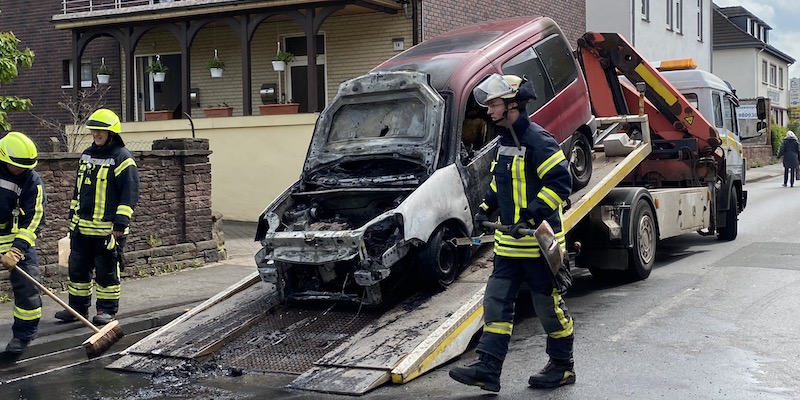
10,266,124,359
477,221,564,275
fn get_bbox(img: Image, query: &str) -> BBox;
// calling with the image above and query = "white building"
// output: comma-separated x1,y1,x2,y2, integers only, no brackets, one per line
712,5,795,126
586,0,713,70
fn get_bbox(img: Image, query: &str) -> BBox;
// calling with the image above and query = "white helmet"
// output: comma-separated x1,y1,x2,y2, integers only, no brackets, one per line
473,74,530,107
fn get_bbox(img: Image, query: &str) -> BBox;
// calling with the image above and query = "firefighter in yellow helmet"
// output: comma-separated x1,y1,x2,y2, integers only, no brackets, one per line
449,74,574,392
55,109,139,326
0,131,46,356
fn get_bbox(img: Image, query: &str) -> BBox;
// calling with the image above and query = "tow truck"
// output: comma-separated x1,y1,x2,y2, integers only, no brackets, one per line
108,29,762,395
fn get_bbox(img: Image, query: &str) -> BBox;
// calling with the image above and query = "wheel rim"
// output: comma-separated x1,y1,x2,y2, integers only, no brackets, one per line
637,213,655,264
436,227,457,284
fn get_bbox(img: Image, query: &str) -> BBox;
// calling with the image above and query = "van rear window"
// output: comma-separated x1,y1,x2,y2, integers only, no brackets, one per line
396,32,504,59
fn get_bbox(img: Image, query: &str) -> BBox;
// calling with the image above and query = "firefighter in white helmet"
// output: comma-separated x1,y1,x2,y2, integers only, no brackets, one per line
449,74,575,392
0,131,46,356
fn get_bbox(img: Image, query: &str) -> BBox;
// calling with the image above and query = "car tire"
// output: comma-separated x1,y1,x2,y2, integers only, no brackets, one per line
415,224,465,290
717,189,738,241
569,132,592,192
627,199,656,280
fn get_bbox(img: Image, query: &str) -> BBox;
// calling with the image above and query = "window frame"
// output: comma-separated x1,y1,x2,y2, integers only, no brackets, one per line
641,0,650,21
696,0,703,42
762,60,768,84
675,0,683,34
62,59,92,89
769,63,777,86
666,0,674,31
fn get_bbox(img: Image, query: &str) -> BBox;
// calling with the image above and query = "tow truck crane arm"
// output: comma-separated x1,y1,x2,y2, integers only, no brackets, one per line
576,32,722,159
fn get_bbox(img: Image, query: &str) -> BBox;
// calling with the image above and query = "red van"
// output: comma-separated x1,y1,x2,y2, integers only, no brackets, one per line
255,17,595,305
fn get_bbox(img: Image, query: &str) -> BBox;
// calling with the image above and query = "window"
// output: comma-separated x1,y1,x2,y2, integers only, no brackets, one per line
666,0,673,30
779,67,784,89
769,63,777,86
61,60,92,88
641,0,650,21
534,34,578,93
762,60,768,83
696,0,703,41
675,0,683,34
724,95,739,135
684,93,698,110
712,93,723,128
502,47,554,115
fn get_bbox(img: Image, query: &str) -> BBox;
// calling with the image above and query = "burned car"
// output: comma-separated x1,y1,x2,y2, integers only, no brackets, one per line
255,17,595,305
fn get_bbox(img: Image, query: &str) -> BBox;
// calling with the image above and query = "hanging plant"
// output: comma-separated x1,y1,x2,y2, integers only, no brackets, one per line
206,50,226,78
146,55,169,82
272,50,294,72
96,57,112,84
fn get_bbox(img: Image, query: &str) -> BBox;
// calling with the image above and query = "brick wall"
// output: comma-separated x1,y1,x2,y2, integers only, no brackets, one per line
0,139,221,295
0,1,122,149
421,0,586,48
744,145,774,167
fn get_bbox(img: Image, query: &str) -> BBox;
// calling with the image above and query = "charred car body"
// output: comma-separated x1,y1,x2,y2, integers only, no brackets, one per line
255,17,596,305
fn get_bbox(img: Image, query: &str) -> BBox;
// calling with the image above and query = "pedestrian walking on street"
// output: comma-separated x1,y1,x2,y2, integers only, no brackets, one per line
55,109,139,326
0,132,47,355
448,74,575,392
778,130,800,187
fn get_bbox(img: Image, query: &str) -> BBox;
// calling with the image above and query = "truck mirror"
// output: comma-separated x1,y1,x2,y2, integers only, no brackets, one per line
756,97,767,120
756,121,767,133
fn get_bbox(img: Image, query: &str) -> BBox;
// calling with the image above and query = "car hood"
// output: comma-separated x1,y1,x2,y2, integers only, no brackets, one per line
304,71,446,175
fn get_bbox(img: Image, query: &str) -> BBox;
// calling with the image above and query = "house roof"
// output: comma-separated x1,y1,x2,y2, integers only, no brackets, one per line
712,5,795,64
716,6,771,29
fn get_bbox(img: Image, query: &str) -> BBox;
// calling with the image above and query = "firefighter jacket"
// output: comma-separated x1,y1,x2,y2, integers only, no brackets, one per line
69,136,139,237
0,165,45,253
479,116,571,258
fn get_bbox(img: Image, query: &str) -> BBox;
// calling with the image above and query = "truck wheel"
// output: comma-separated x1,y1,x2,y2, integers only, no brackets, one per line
628,199,656,280
570,132,592,191
415,225,464,290
717,189,738,241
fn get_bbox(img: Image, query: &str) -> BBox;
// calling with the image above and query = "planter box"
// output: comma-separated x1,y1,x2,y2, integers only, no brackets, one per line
259,103,300,115
144,110,173,121
204,107,234,118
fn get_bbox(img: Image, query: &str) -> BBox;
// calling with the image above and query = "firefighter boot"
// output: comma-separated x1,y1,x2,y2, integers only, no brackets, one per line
92,310,115,326
528,358,576,388
448,353,502,392
55,309,88,323
5,338,30,355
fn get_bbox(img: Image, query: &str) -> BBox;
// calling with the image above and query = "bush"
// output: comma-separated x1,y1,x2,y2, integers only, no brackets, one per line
772,123,788,156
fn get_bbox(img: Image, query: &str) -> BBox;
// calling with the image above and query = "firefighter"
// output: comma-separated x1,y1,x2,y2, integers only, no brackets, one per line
55,108,139,326
448,74,575,392
0,131,46,355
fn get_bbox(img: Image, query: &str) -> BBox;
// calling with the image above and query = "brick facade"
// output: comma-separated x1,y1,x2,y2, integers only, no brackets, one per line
0,139,221,295
0,1,122,149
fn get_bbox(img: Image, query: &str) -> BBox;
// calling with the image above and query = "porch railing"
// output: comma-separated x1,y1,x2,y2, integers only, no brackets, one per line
60,0,197,15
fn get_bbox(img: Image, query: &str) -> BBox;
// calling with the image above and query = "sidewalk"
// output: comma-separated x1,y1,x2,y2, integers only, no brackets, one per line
0,220,261,361
0,163,785,359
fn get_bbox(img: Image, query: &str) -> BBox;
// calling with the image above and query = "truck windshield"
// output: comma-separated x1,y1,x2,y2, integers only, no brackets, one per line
327,97,428,143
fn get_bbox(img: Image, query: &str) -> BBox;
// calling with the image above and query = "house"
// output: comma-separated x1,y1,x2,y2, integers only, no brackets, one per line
1,0,587,149
712,5,795,126
586,0,713,70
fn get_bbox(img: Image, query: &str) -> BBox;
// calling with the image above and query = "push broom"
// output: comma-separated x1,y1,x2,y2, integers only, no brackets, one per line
11,266,124,358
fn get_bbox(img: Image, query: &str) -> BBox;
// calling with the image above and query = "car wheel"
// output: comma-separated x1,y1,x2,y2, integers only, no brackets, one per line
569,132,592,191
415,224,465,290
717,189,738,241
627,199,656,280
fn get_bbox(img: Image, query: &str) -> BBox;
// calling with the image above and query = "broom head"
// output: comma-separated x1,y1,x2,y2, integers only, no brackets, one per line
83,320,125,359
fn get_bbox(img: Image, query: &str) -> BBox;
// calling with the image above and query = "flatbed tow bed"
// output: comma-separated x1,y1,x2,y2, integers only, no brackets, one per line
108,116,651,395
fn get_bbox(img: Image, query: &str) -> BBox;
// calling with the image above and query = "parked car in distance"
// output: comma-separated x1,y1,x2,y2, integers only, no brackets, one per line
255,17,596,305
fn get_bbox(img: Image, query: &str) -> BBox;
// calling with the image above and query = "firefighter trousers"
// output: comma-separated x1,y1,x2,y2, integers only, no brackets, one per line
66,232,125,315
9,247,42,341
476,256,574,363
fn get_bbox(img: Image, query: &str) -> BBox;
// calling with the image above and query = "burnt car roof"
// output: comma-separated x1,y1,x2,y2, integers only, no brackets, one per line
372,16,548,91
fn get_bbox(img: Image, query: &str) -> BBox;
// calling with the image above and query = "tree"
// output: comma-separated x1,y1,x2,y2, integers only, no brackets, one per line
0,31,34,131
30,85,110,152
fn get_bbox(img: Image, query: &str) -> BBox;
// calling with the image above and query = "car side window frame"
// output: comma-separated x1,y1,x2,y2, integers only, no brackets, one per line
500,46,555,116
533,34,579,94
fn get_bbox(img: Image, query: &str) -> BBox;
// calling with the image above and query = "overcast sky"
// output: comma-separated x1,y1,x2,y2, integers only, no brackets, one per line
714,0,800,78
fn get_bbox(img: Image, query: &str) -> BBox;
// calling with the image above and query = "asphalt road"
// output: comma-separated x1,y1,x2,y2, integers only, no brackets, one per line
2,174,799,399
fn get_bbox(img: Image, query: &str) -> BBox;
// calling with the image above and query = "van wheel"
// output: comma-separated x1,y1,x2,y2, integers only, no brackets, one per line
570,132,592,191
415,225,464,290
627,199,656,280
717,189,738,241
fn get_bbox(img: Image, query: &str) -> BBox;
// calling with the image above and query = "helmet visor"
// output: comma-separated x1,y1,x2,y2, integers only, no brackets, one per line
473,74,514,107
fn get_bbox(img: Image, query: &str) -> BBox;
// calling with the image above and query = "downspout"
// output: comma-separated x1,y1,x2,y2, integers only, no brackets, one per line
412,0,419,45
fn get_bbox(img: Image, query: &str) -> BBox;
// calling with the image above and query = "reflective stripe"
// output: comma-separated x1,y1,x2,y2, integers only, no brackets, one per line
16,184,45,246
497,145,526,157
116,204,133,218
13,306,41,321
80,154,116,166
68,281,93,297
511,154,527,223
114,158,136,177
548,288,574,338
537,150,566,179
538,186,562,210
479,203,490,212
484,321,513,335
0,179,21,196
96,284,121,300
92,166,110,221
490,177,497,192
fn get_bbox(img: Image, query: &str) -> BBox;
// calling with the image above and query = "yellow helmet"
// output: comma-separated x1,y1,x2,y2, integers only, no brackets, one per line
0,131,38,169
86,108,121,134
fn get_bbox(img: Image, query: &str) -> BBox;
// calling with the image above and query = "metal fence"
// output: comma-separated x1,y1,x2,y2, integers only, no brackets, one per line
60,0,188,14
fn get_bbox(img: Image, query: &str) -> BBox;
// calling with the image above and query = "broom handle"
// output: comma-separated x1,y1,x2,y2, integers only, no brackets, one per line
11,266,100,334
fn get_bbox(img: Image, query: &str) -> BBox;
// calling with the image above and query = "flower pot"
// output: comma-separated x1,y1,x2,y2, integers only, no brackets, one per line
203,107,234,118
144,110,173,121
259,103,300,115
152,72,166,82
97,74,111,84
272,61,286,72
209,68,224,78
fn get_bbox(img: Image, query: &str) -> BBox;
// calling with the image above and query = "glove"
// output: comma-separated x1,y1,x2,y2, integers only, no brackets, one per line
1,247,24,270
474,210,490,232
509,221,533,239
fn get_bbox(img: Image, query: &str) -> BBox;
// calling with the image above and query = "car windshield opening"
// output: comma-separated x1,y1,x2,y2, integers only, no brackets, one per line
327,97,427,143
